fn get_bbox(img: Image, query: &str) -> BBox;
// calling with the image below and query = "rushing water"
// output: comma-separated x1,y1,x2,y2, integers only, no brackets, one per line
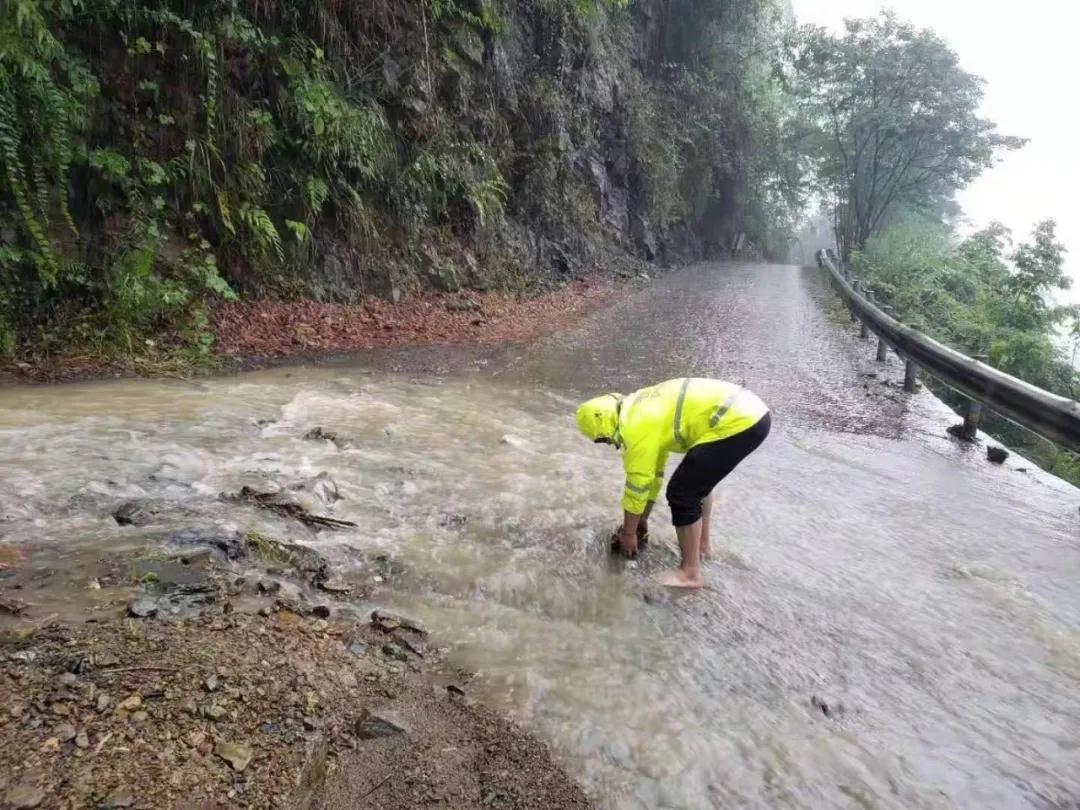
2,264,1079,809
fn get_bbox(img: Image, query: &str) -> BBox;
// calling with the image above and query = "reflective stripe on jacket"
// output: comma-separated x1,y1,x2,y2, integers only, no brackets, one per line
618,378,768,514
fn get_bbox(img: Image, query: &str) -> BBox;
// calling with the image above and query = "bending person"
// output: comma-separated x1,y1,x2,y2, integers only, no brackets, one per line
576,378,770,589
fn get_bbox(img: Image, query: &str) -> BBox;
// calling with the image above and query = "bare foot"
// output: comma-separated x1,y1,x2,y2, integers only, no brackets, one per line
656,568,703,589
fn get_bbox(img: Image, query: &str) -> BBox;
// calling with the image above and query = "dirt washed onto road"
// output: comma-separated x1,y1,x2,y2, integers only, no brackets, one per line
0,569,589,810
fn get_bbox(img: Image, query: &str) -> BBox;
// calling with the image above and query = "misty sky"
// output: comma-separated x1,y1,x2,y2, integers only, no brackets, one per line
793,0,1079,297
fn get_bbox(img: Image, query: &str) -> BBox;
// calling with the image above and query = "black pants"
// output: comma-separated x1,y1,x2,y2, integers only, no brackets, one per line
666,412,771,527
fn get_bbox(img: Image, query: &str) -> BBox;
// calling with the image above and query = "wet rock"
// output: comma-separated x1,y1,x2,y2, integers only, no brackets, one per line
257,579,282,596
117,694,142,712
317,578,351,595
0,594,28,615
811,695,844,718
303,427,339,443
245,532,329,580
214,741,253,772
987,446,1009,464
946,423,977,442
371,609,427,636
113,501,154,527
168,528,247,561
127,598,158,619
311,605,331,619
132,559,216,617
355,710,409,739
381,643,408,662
438,513,468,529
5,782,45,808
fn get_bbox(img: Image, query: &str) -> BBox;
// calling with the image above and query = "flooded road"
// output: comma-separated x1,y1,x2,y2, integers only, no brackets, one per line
2,263,1079,809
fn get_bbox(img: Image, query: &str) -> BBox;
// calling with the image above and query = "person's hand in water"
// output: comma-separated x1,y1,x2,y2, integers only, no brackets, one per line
636,519,649,544
616,528,638,558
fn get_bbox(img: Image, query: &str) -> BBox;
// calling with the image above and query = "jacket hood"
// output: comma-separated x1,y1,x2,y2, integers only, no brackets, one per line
576,394,622,443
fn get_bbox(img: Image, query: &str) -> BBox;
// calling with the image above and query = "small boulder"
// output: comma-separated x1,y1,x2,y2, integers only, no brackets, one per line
117,694,142,712
214,741,253,772
127,598,158,619
987,446,1009,464
5,782,45,809
113,501,154,527
53,722,77,742
355,710,409,740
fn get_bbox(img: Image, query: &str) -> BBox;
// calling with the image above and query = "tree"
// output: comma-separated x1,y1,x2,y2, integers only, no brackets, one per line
790,12,1025,260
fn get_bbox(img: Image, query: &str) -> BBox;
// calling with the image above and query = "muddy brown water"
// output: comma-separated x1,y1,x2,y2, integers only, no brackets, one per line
2,264,1079,809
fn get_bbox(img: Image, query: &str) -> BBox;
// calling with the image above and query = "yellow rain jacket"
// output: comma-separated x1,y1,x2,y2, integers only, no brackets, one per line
577,378,768,515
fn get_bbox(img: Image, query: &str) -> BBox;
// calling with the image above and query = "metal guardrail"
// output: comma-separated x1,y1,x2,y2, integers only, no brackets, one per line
815,250,1080,452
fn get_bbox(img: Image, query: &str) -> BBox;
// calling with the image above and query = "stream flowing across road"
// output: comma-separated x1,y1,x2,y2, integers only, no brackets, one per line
2,263,1078,809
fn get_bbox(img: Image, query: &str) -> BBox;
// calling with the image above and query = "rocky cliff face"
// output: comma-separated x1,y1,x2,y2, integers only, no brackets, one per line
1,0,778,351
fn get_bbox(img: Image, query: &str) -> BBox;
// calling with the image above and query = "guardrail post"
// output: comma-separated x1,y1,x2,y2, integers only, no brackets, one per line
876,338,888,362
961,399,983,440
903,359,918,393
860,290,873,338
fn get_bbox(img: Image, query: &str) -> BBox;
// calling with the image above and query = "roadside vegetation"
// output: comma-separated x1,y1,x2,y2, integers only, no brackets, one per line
0,0,800,365
789,11,1079,483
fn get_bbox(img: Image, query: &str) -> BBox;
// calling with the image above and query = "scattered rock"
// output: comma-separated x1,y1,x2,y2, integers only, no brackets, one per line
257,579,282,596
75,730,89,749
355,710,408,740
117,694,142,712
311,605,331,619
302,715,320,731
204,674,219,693
371,609,427,636
54,722,77,742
57,672,76,687
96,694,111,712
41,737,60,753
130,710,149,723
112,501,154,527
50,702,71,716
346,640,368,658
101,787,135,808
202,703,226,721
168,528,247,562
5,782,45,809
381,643,408,662
0,594,28,615
214,741,254,772
946,423,977,442
317,578,351,595
185,730,207,749
987,446,1009,464
811,695,844,718
303,427,339,443
127,598,158,619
